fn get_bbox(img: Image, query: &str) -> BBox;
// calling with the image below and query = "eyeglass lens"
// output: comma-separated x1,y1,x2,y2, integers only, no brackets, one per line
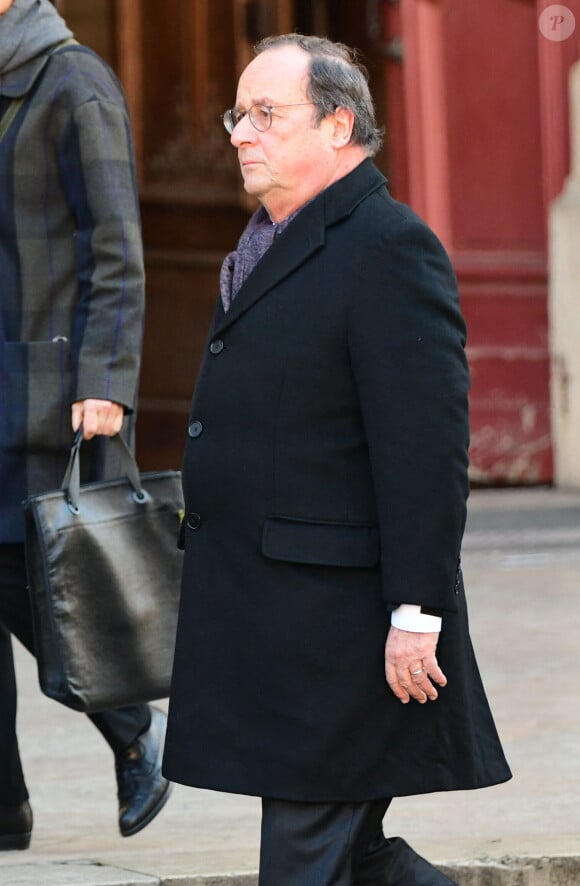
223,104,272,134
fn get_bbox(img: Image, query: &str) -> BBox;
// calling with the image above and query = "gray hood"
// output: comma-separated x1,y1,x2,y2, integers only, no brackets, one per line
0,0,71,75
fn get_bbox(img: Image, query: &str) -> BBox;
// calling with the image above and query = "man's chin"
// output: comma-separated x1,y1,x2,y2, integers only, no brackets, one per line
241,172,260,190
242,181,266,201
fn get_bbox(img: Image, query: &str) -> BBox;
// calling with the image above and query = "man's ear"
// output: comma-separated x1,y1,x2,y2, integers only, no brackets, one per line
329,106,355,147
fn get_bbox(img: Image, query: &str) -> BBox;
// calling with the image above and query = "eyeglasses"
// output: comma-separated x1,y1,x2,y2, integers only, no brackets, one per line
221,102,315,134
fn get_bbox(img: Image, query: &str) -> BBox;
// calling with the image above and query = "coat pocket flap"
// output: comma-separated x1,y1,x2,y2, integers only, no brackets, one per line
262,516,379,568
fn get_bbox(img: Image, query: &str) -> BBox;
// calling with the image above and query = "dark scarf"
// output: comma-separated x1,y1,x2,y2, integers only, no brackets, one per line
0,0,71,76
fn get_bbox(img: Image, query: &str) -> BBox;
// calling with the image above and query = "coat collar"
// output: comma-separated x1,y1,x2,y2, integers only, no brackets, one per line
211,159,387,336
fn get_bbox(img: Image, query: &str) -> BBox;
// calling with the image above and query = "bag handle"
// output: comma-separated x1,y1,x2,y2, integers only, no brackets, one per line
61,428,144,513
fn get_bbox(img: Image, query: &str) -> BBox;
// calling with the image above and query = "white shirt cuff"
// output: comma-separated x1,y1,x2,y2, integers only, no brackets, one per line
390,604,442,633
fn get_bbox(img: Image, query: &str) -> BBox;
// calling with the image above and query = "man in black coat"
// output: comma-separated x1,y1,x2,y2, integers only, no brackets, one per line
0,0,171,849
163,34,511,885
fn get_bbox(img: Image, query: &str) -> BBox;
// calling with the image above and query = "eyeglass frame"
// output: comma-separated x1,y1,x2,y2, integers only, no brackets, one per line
221,102,317,134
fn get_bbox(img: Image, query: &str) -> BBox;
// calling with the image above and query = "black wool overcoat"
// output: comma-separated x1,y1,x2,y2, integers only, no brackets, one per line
163,160,511,801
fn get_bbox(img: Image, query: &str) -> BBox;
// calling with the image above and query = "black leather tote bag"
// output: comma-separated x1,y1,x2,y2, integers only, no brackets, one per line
23,431,184,713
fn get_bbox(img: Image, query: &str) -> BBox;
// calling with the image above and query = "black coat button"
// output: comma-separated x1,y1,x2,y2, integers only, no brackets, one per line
188,420,203,438
187,512,202,530
209,339,224,354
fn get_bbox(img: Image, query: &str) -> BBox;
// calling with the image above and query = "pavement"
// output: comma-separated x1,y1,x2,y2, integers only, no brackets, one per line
1,487,580,886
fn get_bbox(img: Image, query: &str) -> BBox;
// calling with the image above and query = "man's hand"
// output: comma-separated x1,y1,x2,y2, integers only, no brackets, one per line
385,626,447,704
71,399,124,439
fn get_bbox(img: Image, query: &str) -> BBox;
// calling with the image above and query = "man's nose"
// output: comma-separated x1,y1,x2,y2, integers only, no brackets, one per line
230,114,257,146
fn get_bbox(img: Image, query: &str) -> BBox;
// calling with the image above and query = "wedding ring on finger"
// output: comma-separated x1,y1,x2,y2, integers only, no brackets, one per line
409,667,424,676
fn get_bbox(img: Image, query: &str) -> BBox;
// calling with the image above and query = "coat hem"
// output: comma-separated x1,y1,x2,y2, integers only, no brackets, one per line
161,764,513,804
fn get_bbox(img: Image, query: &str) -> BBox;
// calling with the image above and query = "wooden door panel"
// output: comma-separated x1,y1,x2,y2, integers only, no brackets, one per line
394,0,559,483
140,264,220,401
441,2,545,252
120,1,294,469
56,0,116,65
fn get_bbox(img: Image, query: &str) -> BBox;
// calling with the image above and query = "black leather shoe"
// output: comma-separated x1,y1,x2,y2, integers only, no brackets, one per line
382,837,457,885
0,801,33,851
115,707,172,837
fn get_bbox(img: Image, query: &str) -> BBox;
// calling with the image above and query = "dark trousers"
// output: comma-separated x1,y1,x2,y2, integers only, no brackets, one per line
259,798,455,886
0,544,150,805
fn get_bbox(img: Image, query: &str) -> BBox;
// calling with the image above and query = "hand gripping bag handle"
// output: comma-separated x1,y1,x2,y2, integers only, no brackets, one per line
61,428,144,513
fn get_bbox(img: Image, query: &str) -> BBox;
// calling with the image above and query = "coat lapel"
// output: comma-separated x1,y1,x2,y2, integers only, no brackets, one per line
212,203,326,336
212,159,387,337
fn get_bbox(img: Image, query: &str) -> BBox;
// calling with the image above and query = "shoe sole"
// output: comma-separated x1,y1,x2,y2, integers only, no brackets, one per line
120,778,172,837
0,831,31,851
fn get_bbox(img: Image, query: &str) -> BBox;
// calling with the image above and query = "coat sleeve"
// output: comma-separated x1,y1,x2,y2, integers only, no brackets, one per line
347,214,470,612
58,89,145,412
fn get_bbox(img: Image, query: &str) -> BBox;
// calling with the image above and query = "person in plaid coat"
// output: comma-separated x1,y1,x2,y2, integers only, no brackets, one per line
0,0,171,849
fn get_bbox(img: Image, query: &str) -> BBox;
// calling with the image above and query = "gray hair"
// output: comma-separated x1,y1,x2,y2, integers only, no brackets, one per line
254,34,383,157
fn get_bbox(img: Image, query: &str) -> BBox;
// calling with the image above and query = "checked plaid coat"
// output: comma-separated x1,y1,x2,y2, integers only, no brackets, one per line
0,42,145,542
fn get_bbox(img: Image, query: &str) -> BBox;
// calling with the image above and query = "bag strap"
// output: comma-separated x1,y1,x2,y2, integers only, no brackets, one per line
62,429,144,513
0,96,25,143
0,37,79,145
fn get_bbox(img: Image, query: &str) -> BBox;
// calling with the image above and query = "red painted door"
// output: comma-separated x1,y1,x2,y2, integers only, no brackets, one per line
384,0,580,484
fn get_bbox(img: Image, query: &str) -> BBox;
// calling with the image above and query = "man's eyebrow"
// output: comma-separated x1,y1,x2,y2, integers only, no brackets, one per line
235,97,276,109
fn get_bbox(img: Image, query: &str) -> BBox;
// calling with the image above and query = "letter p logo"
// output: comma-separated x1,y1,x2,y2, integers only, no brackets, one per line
539,5,576,41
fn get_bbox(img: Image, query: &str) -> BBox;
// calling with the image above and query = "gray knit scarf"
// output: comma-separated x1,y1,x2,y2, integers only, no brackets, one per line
0,0,71,75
